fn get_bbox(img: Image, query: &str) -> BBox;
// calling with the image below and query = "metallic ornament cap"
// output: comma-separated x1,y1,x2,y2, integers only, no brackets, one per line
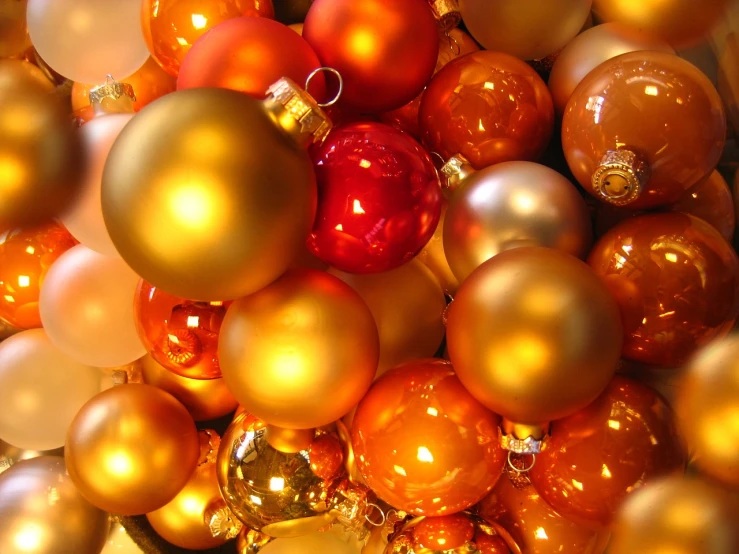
206,501,244,540
499,420,549,454
263,77,333,148
89,75,136,115
592,149,650,206
441,153,476,196
428,0,462,31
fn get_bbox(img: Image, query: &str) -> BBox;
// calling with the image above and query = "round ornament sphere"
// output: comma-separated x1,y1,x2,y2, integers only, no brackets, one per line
308,122,442,274
0,0,30,58
669,169,735,243
101,87,317,301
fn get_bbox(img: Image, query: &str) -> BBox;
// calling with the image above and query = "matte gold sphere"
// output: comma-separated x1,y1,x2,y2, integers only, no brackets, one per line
101,88,317,301
447,247,623,425
415,199,459,296
65,384,201,515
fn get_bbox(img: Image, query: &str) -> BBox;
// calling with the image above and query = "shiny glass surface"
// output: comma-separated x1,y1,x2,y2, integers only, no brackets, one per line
588,213,739,367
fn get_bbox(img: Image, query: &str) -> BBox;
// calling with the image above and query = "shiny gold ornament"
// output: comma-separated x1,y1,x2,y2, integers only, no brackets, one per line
65,384,201,515
140,354,238,422
0,439,63,476
676,335,739,488
0,0,31,58
446,247,623,426
0,456,110,554
415,199,459,296
266,425,317,453
609,476,739,554
101,82,324,301
0,59,84,229
219,269,379,429
238,528,273,553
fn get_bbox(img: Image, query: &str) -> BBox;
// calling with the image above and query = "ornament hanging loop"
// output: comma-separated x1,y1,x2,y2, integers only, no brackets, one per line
306,67,344,108
365,503,387,527
445,29,461,56
507,451,536,473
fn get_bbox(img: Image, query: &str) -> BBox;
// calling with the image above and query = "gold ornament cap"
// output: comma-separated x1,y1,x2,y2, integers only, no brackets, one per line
206,501,244,540
441,153,476,196
89,75,136,115
428,0,462,31
592,149,651,206
499,420,549,455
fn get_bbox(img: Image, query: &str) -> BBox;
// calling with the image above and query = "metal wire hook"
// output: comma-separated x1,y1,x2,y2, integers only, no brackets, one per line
305,67,344,108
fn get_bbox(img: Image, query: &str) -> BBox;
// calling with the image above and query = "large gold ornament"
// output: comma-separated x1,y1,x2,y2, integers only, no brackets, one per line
415,199,459,296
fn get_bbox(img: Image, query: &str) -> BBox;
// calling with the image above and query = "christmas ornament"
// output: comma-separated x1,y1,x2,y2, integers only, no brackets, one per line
592,0,730,49
608,476,739,554
238,529,272,553
147,430,234,550
303,0,438,112
329,260,446,376
26,0,148,83
0,456,109,554
447,247,622,428
419,51,554,170
0,58,53,91
65,383,200,515
479,472,611,554
0,0,30,58
380,27,480,139
443,159,592,283
352,359,506,516
0,222,76,329
562,51,726,209
588,213,739,367
0,60,84,229
39,245,146,367
134,280,230,380
142,0,274,77
308,122,442,273
260,530,361,554
219,269,379,429
548,22,674,117
416,199,459,296
0,329,99,451
459,0,592,61
530,376,686,529
0,439,63,476
669,170,735,243
289,22,304,34
140,354,238,422
102,82,323,302
676,335,739,488
178,17,325,101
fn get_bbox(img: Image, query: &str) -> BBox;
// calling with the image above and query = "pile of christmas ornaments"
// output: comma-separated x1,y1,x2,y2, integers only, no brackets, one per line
0,0,738,552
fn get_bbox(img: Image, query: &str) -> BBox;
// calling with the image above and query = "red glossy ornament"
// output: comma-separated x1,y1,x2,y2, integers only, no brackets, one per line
529,375,686,529
308,122,442,273
588,213,739,367
134,280,231,380
303,0,438,112
308,433,344,481
419,50,554,170
177,17,325,100
562,51,725,210
351,358,505,516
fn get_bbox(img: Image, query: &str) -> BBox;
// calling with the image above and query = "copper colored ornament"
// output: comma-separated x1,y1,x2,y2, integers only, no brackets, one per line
676,335,739,488
562,51,725,209
444,161,593,283
588,213,739,368
0,222,76,329
447,247,623,425
65,384,201,515
219,269,379,430
479,473,611,554
309,433,344,481
548,22,674,117
0,0,31,58
142,0,274,77
591,0,730,49
0,60,84,229
140,354,238,422
420,51,554,170
608,476,739,554
352,359,506,516
668,170,735,243
530,375,686,529
416,199,459,296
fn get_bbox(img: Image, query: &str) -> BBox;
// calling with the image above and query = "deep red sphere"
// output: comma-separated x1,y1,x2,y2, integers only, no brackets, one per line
309,122,442,273
177,17,325,100
303,0,438,113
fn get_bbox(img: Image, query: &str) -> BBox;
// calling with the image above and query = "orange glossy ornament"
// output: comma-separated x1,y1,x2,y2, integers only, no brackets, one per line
142,0,275,77
420,51,554,170
588,213,739,368
351,358,506,516
413,514,475,550
479,474,611,554
562,51,725,209
134,280,231,380
530,376,686,529
669,170,735,243
308,433,344,481
0,222,76,329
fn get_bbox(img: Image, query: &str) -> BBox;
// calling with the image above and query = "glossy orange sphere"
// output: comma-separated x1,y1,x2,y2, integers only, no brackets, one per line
669,170,735,243
419,50,554,170
308,433,344,481
412,514,476,550
0,222,76,329
142,0,275,77
351,359,505,516
588,213,739,368
530,376,686,529
562,51,725,210
134,280,230,380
